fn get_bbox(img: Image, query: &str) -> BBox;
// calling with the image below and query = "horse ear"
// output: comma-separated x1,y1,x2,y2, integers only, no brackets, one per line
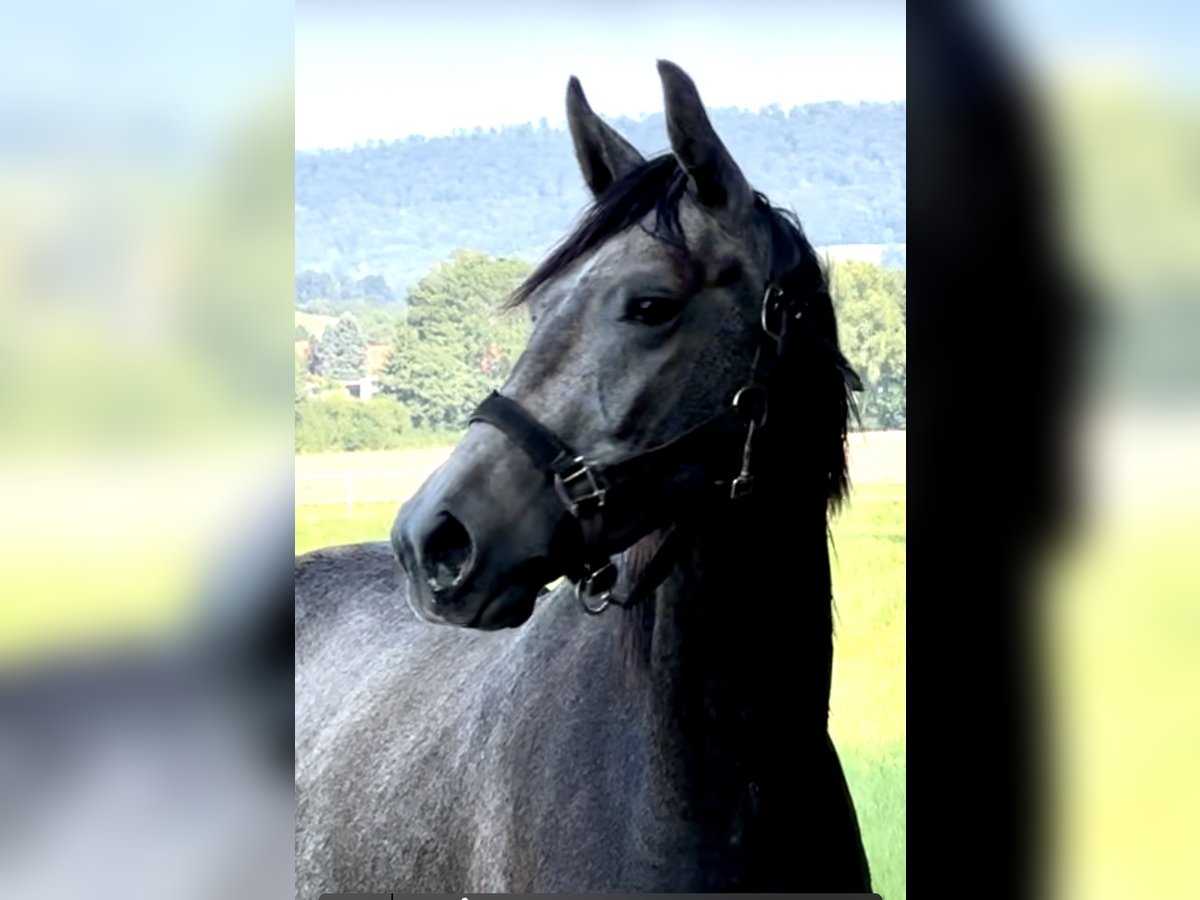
657,60,753,217
566,76,646,198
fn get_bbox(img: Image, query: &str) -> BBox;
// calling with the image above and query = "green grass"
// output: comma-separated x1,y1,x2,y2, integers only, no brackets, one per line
296,480,906,898
843,740,907,898
830,483,906,899
296,502,399,555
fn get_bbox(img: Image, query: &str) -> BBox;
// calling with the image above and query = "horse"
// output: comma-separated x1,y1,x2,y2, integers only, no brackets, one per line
295,60,873,894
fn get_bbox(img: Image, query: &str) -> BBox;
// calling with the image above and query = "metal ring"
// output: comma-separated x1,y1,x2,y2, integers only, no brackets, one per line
575,560,618,615
732,384,768,427
577,585,612,615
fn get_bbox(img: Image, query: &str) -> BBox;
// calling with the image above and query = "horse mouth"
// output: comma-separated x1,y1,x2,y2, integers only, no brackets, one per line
469,584,539,630
466,557,557,629
407,556,554,631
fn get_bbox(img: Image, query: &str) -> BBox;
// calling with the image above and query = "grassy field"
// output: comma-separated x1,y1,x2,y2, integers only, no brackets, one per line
296,431,907,898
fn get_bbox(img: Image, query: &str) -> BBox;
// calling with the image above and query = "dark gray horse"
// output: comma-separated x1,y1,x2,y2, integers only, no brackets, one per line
296,61,872,895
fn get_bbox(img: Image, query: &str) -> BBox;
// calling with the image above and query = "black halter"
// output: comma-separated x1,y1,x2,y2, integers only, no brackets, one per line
469,280,807,614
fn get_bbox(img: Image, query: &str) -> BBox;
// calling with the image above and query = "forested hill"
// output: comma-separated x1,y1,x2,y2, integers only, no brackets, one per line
295,102,906,296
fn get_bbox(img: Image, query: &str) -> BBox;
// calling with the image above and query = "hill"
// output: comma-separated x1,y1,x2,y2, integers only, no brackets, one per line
296,102,905,296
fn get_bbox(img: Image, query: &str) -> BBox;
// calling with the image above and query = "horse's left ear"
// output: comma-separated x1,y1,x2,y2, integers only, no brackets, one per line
657,60,753,218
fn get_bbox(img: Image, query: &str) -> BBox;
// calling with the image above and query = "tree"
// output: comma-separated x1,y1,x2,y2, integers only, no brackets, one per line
312,313,368,382
336,272,360,301
295,395,412,452
296,300,400,342
829,260,906,429
295,351,310,406
296,270,336,304
380,250,532,430
358,274,395,303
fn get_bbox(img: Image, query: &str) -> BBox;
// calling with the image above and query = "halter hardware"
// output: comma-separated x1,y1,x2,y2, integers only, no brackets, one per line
729,383,768,500
761,283,788,347
470,278,807,615
553,456,608,517
577,561,618,615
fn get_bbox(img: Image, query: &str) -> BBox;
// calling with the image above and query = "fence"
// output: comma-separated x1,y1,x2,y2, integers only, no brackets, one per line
296,471,428,514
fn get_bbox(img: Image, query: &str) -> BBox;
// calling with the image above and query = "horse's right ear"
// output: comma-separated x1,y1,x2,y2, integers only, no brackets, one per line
566,76,645,198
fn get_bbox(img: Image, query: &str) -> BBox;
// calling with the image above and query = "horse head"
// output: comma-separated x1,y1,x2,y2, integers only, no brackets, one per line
393,61,855,629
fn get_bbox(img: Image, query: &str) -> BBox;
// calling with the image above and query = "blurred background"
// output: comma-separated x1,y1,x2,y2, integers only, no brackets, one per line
0,1,295,899
972,2,1200,898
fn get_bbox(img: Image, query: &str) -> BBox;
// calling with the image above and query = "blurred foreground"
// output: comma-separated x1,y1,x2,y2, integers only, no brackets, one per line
912,2,1200,897
0,3,294,899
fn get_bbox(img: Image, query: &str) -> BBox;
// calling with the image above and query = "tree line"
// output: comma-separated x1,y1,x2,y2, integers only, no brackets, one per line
295,250,904,453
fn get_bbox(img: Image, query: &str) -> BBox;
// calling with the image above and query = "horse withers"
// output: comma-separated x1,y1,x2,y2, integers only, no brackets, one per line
296,60,872,894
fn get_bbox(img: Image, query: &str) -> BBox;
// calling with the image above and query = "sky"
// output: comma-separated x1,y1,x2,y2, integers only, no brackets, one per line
295,1,907,150
0,0,292,161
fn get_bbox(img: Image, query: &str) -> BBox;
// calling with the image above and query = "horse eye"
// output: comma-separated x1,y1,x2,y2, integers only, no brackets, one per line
624,295,683,326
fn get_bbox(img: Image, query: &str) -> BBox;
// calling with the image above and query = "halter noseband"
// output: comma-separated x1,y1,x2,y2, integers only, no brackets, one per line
469,280,808,614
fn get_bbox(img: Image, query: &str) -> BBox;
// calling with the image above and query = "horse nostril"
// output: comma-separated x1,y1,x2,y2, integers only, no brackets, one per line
422,514,474,596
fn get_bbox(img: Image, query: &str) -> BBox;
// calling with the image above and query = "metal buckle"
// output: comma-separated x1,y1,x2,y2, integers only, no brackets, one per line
760,284,786,343
730,385,767,501
554,456,607,517
730,474,755,499
576,561,618,615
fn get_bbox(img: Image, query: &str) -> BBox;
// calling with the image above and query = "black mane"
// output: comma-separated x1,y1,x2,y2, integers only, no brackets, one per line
507,153,836,312
508,154,858,510
508,153,858,512
506,154,688,308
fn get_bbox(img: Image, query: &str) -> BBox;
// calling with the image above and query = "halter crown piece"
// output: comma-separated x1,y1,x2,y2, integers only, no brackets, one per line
469,280,810,614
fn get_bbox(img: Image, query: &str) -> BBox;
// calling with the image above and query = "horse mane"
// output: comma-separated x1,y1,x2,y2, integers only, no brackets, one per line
505,154,688,309
757,195,859,515
507,152,859,515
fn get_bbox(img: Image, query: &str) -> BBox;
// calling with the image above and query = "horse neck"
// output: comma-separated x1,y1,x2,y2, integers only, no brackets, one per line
643,471,836,771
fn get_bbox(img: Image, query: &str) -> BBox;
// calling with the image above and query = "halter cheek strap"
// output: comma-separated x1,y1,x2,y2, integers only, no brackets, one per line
469,280,808,614
469,388,750,559
468,391,610,548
